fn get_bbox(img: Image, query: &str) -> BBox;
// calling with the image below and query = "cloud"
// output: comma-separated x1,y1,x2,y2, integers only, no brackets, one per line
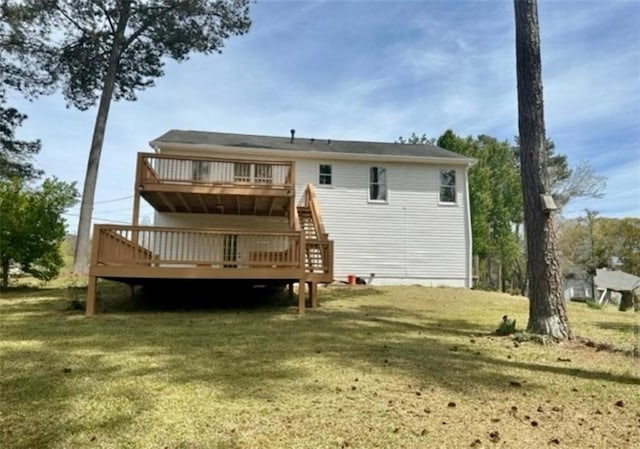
5,0,638,234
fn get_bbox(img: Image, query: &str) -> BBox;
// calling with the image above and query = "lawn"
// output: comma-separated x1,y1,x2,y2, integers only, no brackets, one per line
0,284,638,449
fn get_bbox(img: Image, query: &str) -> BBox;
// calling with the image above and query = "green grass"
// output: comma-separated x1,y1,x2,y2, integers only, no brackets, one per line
1,284,638,449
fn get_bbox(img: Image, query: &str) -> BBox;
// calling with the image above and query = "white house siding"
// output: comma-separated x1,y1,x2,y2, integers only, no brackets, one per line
153,213,290,265
294,159,471,287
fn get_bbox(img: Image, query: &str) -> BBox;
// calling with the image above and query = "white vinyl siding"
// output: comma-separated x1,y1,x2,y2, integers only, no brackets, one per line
153,213,289,265
295,160,469,286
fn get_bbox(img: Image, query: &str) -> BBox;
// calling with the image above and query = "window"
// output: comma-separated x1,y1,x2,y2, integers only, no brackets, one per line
223,234,238,268
369,167,387,201
319,164,332,185
192,161,210,181
439,169,456,203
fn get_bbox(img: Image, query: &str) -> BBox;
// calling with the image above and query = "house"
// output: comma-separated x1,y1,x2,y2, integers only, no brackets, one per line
563,267,593,301
86,130,475,315
594,268,640,310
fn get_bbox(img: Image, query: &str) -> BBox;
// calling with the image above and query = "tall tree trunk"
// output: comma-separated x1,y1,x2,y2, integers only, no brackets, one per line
514,0,572,339
73,1,132,273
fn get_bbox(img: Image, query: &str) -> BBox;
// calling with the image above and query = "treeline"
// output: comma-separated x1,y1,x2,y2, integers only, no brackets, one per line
558,214,640,277
399,130,632,294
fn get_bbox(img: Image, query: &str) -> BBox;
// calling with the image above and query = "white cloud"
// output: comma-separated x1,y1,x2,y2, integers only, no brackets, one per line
5,0,638,233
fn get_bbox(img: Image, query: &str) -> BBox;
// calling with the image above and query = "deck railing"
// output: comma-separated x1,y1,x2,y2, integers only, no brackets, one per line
137,153,293,190
305,240,334,275
303,184,328,240
93,224,303,269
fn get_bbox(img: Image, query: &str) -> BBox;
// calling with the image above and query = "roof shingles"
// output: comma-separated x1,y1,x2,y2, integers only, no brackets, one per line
150,129,473,162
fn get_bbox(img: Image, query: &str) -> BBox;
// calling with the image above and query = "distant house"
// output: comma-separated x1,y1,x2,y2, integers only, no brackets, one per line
594,268,640,308
86,130,475,314
564,268,593,301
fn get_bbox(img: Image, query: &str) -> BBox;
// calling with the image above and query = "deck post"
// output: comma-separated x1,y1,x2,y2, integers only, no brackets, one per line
133,154,142,225
288,282,294,303
86,276,97,316
297,280,305,315
311,282,318,308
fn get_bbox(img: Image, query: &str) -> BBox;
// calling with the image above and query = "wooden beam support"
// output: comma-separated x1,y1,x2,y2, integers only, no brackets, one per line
298,280,305,315
157,192,176,212
288,282,294,303
86,276,97,316
311,282,318,308
140,183,290,197
176,192,192,213
268,197,277,216
197,195,209,213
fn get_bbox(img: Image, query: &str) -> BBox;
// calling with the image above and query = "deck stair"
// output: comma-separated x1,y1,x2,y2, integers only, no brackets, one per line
298,205,322,272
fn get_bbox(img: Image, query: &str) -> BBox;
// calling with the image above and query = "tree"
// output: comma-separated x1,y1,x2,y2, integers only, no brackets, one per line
2,0,252,273
0,21,44,181
514,0,572,339
0,177,79,288
0,90,43,181
515,138,607,211
552,161,606,210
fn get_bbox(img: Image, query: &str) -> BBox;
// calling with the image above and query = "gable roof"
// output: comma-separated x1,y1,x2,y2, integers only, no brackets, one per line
595,268,640,292
149,130,474,164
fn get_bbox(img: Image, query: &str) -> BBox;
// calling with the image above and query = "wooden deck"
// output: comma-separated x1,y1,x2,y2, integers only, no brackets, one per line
87,153,333,316
87,224,333,315
136,153,294,216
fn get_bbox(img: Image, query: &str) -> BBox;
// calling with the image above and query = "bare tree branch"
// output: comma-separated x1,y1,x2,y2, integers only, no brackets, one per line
53,4,92,35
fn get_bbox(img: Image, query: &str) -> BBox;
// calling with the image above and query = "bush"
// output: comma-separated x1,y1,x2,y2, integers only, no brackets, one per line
495,315,517,335
586,300,604,310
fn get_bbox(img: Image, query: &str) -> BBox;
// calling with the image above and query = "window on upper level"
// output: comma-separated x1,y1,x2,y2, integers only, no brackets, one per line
439,169,456,203
369,167,387,202
319,164,332,185
192,160,211,181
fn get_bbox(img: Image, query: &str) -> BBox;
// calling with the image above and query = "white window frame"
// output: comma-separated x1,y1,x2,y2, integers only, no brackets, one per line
369,166,388,203
439,169,457,204
319,164,332,186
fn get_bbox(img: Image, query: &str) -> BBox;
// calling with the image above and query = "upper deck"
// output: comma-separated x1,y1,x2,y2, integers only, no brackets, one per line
136,153,294,216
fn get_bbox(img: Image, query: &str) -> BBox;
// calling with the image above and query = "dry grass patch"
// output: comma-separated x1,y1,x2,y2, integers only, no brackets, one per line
0,284,638,449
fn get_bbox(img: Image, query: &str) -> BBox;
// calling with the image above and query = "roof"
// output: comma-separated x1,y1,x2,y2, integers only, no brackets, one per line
594,268,640,292
149,130,474,163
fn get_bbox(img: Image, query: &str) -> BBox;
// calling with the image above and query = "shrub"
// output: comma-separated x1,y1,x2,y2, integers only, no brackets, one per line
495,315,517,335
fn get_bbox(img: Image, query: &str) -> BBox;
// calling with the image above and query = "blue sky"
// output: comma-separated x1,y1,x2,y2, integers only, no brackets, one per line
7,0,640,231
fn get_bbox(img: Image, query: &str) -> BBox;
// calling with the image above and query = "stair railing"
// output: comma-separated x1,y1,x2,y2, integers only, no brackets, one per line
304,184,328,240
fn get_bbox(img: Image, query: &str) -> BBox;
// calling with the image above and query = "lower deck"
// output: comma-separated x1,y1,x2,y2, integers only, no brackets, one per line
87,224,333,315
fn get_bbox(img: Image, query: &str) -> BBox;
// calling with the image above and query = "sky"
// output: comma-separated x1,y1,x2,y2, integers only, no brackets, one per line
7,0,640,232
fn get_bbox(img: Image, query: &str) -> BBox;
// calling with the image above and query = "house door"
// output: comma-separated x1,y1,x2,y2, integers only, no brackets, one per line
223,235,238,268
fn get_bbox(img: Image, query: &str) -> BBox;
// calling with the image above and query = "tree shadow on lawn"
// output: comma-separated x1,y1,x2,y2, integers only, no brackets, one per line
595,321,639,333
2,287,639,446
